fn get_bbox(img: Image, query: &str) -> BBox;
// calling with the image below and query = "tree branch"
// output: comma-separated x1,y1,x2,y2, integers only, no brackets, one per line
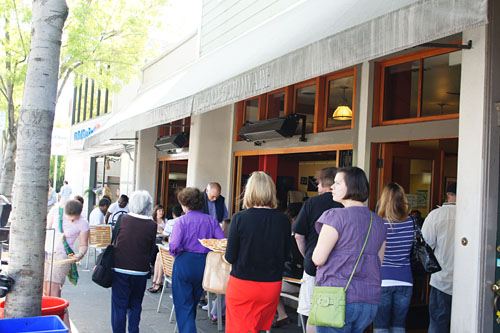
11,0,28,64
0,76,8,101
57,62,82,102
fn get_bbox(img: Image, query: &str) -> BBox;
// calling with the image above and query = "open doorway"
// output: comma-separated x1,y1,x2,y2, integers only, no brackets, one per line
370,138,458,332
155,160,188,218
232,148,353,213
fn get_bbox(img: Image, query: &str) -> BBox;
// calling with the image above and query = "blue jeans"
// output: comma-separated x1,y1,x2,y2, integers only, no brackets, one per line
373,286,412,333
428,286,452,333
315,302,378,333
172,252,207,333
111,271,148,333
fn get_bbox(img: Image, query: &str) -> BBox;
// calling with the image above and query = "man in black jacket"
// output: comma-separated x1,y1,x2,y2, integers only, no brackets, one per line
292,167,343,333
202,182,228,223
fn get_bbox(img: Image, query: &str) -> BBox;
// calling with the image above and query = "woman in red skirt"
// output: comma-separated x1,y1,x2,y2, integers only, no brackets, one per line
224,171,291,332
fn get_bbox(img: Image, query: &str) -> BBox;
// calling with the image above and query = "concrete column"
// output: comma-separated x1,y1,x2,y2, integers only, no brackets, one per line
187,105,234,202
354,62,373,173
451,25,488,332
135,127,157,196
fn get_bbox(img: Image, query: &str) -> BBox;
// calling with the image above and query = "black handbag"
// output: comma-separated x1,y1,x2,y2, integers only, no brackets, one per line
91,214,123,288
410,216,441,275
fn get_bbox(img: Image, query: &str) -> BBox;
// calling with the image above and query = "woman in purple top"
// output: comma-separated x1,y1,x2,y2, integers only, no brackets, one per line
312,167,387,333
169,187,226,333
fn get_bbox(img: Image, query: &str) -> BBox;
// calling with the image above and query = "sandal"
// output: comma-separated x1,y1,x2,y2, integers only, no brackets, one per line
147,283,163,293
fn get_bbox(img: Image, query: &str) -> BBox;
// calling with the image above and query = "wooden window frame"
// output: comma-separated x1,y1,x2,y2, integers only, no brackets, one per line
292,79,317,133
373,44,462,127
265,87,290,119
323,67,357,131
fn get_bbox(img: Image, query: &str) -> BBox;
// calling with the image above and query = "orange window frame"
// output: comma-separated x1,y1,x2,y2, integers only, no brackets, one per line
265,87,292,119
323,67,357,131
292,78,317,133
373,44,461,127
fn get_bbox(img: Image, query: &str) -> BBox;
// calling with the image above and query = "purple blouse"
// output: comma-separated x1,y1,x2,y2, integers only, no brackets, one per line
169,210,226,257
315,206,387,304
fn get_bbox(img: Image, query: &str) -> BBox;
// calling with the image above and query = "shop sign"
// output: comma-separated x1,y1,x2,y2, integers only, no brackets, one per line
73,124,100,141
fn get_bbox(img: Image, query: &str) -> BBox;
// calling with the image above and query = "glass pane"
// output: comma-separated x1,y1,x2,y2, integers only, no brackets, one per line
383,60,419,120
267,91,285,119
295,85,316,133
421,52,461,117
166,163,187,216
245,99,259,122
326,76,354,128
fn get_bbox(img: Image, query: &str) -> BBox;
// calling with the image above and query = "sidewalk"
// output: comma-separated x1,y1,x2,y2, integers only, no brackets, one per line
62,267,303,332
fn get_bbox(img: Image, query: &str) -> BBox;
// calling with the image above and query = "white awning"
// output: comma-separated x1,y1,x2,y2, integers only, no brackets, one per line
84,0,487,149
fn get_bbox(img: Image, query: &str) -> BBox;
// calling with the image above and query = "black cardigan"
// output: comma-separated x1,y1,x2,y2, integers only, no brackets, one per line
225,208,291,282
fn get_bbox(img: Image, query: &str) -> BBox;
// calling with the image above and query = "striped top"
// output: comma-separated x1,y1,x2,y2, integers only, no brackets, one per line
381,217,414,286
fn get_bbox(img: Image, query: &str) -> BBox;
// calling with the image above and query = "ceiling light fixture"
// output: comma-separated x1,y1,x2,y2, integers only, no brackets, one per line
332,86,352,121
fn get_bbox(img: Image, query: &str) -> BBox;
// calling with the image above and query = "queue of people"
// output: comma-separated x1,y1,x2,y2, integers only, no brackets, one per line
41,164,456,333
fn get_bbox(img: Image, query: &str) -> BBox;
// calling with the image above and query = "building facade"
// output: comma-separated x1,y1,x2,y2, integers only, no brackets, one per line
82,0,499,331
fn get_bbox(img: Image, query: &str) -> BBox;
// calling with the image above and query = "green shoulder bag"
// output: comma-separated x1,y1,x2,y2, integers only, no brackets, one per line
308,212,373,328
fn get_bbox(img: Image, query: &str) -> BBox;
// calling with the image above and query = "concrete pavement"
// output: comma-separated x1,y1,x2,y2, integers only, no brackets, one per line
62,266,303,332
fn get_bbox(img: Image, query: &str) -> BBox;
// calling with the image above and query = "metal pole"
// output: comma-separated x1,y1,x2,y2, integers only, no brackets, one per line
47,228,55,296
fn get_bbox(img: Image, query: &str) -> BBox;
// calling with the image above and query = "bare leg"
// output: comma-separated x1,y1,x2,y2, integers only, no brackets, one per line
276,299,288,320
43,281,62,297
154,260,163,285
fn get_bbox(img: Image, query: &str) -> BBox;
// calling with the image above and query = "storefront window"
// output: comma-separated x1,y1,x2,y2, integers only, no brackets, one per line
326,75,354,129
295,84,316,133
383,60,419,120
377,49,461,124
421,53,461,117
267,91,285,119
245,98,259,122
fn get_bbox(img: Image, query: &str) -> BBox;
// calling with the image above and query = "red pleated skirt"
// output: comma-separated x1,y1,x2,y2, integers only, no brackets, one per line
225,275,282,333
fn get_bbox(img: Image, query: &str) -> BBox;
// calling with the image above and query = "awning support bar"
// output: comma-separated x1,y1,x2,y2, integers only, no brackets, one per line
421,40,472,50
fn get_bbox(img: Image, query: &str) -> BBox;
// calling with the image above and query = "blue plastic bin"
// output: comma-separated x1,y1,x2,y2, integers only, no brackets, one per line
0,315,68,332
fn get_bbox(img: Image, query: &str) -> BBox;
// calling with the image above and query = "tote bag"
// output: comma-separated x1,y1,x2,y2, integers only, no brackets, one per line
202,251,231,294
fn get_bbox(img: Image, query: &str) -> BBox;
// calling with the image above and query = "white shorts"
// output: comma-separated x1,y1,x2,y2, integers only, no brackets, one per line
297,271,316,316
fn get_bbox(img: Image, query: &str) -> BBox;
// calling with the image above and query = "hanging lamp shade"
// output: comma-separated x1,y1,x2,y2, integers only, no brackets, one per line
332,105,352,120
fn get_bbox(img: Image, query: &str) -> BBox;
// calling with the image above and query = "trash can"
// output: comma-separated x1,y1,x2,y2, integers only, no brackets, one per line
0,297,69,321
0,315,68,332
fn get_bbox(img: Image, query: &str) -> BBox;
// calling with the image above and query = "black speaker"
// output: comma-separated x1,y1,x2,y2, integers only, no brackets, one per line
154,132,188,151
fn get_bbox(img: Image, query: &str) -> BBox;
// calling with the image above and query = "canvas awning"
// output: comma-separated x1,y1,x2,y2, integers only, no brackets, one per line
84,0,487,149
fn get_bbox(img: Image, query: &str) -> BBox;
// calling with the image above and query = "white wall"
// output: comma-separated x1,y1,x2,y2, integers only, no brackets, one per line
187,105,234,201
452,25,488,332
135,127,157,196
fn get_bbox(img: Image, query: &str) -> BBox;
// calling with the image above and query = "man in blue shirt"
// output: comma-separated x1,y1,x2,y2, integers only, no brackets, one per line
202,182,228,223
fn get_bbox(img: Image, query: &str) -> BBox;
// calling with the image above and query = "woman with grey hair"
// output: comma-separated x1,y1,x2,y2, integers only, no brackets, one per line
111,190,157,333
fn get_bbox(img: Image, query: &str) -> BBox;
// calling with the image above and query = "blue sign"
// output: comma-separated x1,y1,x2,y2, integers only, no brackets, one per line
73,124,99,141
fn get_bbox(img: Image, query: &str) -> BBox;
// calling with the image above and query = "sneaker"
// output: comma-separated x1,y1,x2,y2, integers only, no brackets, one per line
202,304,209,311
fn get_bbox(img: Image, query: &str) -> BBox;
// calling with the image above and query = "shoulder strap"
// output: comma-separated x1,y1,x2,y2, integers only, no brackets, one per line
111,213,124,244
58,207,64,233
345,211,373,291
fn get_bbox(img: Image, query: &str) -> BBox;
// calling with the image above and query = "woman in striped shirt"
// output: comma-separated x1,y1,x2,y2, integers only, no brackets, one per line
373,183,414,333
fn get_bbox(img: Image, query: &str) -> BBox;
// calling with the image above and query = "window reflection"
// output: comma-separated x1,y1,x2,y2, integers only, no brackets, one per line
267,91,285,119
383,60,419,120
295,85,316,133
421,53,461,117
245,99,259,122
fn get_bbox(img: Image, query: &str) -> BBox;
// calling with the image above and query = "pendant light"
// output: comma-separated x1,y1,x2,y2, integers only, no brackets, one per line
332,86,352,121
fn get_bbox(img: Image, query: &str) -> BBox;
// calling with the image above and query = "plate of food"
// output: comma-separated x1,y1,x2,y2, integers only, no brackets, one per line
199,238,228,252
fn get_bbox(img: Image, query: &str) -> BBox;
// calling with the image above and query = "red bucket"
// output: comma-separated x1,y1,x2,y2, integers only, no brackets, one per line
0,296,69,320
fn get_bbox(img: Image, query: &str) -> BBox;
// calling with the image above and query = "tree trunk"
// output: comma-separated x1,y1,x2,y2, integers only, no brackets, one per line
0,134,17,200
5,0,68,318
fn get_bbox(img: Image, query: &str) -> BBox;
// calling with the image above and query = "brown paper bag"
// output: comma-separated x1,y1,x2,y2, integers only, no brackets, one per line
202,251,231,294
